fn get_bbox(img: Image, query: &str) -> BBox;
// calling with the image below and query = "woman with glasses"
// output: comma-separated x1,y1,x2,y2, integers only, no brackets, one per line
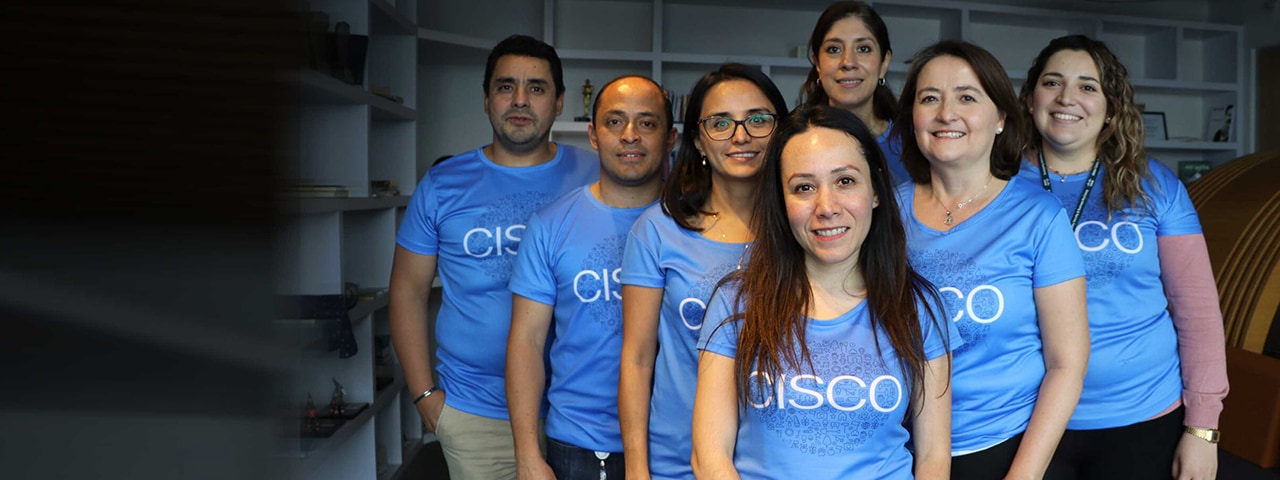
619,63,789,480
801,1,908,185
892,41,1088,479
692,104,957,480
1015,35,1228,480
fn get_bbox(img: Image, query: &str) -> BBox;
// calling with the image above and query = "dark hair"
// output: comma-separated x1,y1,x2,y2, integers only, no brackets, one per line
482,34,565,97
799,1,898,122
718,104,947,411
892,41,1026,184
591,75,675,131
662,63,790,231
1020,35,1150,217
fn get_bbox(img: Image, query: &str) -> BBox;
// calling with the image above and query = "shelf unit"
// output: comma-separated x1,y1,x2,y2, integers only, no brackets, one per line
282,0,427,479
416,0,1244,176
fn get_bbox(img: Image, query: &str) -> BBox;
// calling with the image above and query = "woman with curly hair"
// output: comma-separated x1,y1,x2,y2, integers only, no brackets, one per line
1016,34,1229,480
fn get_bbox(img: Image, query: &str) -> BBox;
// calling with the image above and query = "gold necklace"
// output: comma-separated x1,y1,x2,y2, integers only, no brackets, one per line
708,213,726,240
934,176,993,226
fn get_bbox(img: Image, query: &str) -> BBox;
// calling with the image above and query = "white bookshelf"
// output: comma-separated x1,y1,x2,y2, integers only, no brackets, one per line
283,0,428,479
417,0,1244,175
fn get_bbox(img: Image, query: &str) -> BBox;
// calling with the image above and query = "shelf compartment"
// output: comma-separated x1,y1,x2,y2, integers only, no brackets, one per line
342,209,397,289
371,119,418,197
874,2,963,66
368,35,418,110
418,0,541,43
370,0,415,35
554,0,653,53
1180,27,1239,84
277,212,343,295
1099,22,1177,81
661,2,818,58
969,10,1096,75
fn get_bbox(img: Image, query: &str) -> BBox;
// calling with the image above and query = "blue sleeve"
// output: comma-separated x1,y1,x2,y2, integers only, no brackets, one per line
620,215,665,288
396,171,440,255
697,287,740,358
1148,160,1203,237
508,211,556,306
1032,206,1087,289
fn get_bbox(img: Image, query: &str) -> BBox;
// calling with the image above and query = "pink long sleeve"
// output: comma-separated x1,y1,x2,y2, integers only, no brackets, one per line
1158,233,1230,429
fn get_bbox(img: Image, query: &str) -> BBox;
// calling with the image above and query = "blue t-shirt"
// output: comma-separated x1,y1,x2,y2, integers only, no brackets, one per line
698,285,958,480
878,119,910,188
619,205,751,479
896,176,1085,453
509,186,653,452
396,144,598,419
1016,158,1201,430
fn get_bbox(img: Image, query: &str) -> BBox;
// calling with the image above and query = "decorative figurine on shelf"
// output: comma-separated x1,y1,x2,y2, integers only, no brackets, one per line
575,79,593,122
304,393,319,433
329,378,346,417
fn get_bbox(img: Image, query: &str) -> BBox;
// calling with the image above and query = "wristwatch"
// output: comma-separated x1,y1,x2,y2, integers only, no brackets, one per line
1185,426,1221,444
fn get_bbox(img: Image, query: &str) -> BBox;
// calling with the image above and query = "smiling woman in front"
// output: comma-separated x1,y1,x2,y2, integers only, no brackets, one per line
691,104,958,480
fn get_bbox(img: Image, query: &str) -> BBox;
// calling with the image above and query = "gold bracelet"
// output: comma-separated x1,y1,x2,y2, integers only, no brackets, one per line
1185,426,1220,444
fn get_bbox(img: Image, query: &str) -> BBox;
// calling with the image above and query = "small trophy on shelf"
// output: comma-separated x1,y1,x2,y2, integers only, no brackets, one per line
575,79,593,122
329,378,346,417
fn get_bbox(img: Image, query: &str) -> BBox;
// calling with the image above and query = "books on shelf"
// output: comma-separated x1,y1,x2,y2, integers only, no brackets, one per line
1205,103,1236,143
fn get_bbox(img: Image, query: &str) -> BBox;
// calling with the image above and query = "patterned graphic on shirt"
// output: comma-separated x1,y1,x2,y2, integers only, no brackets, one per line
471,190,555,282
578,232,628,335
747,338,903,456
682,261,741,335
910,249,996,355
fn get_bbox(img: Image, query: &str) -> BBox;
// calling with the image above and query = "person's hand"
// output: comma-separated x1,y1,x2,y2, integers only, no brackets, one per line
516,457,556,480
415,389,446,433
1172,432,1218,480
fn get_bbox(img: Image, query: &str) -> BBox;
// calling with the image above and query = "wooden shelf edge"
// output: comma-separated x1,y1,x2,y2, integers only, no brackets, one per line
418,28,493,50
282,196,411,215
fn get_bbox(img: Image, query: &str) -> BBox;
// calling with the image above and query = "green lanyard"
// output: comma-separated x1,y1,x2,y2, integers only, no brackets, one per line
1037,149,1101,229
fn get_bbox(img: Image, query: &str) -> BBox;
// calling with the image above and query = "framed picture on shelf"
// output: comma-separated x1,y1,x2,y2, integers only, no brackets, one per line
1142,112,1168,141
1178,160,1211,185
1205,104,1235,142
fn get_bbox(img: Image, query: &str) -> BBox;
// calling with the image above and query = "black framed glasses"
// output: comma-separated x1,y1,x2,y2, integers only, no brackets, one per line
698,113,778,141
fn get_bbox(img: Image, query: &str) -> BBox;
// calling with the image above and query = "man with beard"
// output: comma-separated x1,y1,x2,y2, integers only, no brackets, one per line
390,34,598,480
505,76,676,480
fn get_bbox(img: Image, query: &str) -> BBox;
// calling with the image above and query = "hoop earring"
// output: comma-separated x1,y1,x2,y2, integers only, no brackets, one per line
877,78,886,86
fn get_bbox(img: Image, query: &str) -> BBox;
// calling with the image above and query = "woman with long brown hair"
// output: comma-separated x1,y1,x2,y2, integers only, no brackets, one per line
691,105,955,479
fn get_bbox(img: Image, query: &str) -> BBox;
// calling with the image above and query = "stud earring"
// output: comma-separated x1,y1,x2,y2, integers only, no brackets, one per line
995,126,1004,134
877,78,886,86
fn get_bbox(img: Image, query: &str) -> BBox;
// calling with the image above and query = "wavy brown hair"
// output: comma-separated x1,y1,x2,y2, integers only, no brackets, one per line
891,41,1027,185
1019,35,1151,217
799,1,898,123
712,105,948,413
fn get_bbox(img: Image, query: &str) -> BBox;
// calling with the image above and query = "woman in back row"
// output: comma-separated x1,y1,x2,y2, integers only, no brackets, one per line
1016,34,1229,480
801,1,910,185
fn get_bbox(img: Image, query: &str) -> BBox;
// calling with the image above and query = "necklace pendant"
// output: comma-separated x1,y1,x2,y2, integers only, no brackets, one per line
943,211,954,226
1060,175,1067,183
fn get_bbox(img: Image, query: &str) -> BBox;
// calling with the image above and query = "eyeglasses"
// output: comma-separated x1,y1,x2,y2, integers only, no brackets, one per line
698,113,778,141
